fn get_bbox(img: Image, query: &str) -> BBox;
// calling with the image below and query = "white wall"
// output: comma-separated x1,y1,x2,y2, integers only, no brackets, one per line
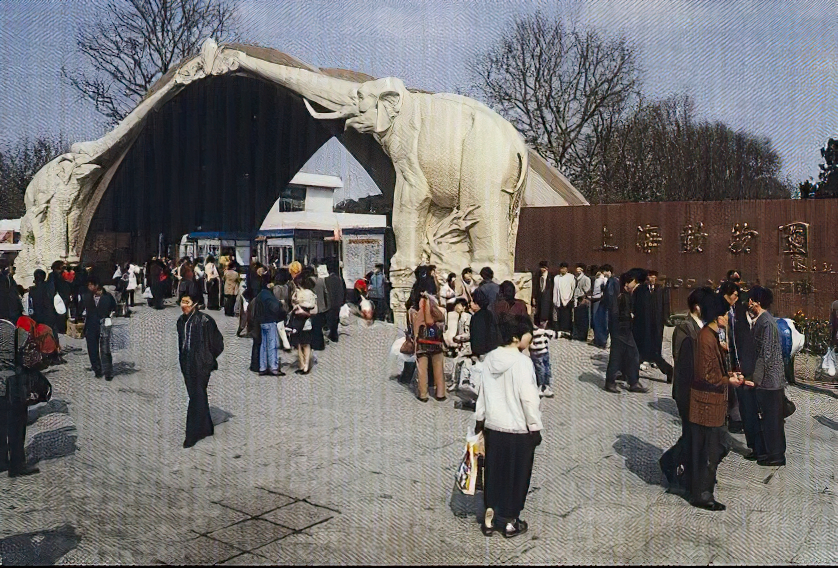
304,186,336,213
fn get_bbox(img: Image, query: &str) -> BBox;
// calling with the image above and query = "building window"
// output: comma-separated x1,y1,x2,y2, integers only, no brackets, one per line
278,185,306,213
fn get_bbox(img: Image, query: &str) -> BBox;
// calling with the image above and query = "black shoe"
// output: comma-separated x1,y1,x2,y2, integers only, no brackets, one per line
183,439,198,449
728,420,744,434
627,383,649,393
94,373,103,378
105,376,113,382
757,459,785,467
294,369,305,375
9,465,40,477
691,500,725,511
258,370,270,376
604,382,620,394
743,450,759,461
502,519,528,538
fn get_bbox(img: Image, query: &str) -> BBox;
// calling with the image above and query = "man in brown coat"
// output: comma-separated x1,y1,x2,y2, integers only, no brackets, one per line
689,293,743,511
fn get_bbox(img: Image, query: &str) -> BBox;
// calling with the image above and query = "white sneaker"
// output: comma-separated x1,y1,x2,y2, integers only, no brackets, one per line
541,386,555,398
539,387,545,398
640,363,649,371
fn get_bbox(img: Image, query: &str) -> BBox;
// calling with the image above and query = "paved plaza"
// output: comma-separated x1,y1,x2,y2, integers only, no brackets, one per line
2,301,838,564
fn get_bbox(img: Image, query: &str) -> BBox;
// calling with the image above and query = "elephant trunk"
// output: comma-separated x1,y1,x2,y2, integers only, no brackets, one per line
234,54,359,111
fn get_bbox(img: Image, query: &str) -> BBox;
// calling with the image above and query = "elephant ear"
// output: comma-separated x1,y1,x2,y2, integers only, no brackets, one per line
375,91,402,134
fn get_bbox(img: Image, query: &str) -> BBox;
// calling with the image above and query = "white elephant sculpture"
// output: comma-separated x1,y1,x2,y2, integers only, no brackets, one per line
235,51,528,285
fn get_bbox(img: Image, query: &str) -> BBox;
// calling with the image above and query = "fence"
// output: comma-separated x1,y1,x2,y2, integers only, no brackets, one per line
516,199,838,320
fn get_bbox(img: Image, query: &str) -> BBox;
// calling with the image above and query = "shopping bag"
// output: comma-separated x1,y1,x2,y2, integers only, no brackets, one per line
455,428,485,496
822,347,837,377
53,293,67,315
142,287,153,300
339,304,352,326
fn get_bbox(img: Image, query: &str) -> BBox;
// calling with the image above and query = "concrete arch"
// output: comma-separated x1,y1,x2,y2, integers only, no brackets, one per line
16,40,395,286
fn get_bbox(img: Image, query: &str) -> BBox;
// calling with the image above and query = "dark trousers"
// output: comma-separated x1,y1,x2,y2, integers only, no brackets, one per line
592,301,608,347
326,307,340,342
153,285,165,309
660,399,692,491
86,326,113,378
689,423,727,505
0,396,28,471
737,386,760,450
553,304,572,333
125,290,135,306
206,280,220,310
183,370,213,444
572,303,590,341
754,389,787,462
250,336,261,372
223,295,236,317
606,329,640,387
483,428,536,523
310,312,326,351
371,297,387,321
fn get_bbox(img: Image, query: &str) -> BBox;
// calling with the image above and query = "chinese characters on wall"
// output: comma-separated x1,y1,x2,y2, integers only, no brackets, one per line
592,220,833,294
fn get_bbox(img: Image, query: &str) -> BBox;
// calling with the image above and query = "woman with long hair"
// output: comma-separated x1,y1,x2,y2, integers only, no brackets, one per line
409,275,446,402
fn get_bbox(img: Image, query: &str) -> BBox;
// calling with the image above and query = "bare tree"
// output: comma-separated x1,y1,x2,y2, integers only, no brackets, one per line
62,0,239,125
597,95,791,203
0,135,70,218
470,12,640,192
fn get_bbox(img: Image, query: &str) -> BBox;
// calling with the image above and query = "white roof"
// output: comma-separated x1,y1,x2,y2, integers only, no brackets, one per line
260,210,386,231
0,219,21,231
289,172,343,189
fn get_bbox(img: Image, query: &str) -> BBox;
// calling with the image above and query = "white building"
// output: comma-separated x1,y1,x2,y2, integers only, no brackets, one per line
256,172,386,287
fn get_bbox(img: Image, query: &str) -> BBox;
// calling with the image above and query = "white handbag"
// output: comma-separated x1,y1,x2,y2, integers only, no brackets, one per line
54,293,67,315
142,287,153,299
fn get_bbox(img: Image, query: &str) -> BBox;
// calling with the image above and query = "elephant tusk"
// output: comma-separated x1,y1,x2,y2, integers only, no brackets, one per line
303,98,353,120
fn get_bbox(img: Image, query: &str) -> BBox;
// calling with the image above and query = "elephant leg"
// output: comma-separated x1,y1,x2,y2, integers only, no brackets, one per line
389,170,431,274
459,162,515,282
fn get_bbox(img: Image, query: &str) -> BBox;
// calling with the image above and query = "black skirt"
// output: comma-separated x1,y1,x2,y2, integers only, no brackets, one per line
483,428,536,522
289,314,312,347
206,279,220,309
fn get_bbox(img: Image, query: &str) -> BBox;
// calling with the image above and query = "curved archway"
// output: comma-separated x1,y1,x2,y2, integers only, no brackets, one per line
82,73,395,264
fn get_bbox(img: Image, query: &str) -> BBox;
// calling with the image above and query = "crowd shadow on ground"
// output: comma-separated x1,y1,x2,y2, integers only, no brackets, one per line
0,524,81,566
449,483,486,523
613,434,664,486
815,415,838,431
26,427,78,466
28,399,70,425
578,371,605,389
648,398,679,418
210,406,233,426
110,361,140,377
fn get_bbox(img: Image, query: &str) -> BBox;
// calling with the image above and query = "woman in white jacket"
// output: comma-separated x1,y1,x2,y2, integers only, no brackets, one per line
475,313,542,538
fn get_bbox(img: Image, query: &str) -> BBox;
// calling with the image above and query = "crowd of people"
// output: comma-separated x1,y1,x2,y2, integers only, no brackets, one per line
0,249,801,535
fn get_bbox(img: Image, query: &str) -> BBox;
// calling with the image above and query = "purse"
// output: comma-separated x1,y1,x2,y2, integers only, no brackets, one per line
54,293,67,315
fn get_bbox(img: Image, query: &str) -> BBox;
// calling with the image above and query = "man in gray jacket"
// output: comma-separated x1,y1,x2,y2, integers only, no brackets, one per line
746,286,786,467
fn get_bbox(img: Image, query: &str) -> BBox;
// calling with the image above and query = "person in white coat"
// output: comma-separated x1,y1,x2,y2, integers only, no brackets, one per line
475,313,543,538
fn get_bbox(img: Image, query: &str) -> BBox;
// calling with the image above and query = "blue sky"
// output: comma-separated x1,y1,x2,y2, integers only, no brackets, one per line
1,0,835,186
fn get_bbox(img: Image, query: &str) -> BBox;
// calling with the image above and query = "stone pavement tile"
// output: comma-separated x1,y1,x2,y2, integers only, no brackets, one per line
259,501,333,531
153,535,241,565
212,487,296,516
217,551,277,565
181,503,250,535
208,519,293,551
253,534,345,564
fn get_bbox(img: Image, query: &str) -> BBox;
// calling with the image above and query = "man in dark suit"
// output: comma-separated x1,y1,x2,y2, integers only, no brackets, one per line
325,262,346,343
632,271,673,382
660,287,711,495
531,260,554,327
82,276,117,381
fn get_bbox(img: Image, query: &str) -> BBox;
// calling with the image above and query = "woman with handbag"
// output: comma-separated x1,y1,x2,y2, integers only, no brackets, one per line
409,275,446,402
475,313,541,538
290,276,318,375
